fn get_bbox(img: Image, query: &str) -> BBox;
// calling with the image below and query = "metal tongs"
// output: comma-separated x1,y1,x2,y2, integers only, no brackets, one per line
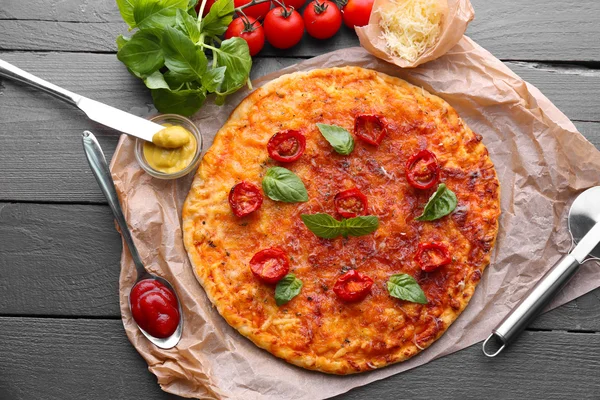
483,186,600,357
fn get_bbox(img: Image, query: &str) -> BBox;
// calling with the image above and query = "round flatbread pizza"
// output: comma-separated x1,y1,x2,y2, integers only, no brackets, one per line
182,66,500,374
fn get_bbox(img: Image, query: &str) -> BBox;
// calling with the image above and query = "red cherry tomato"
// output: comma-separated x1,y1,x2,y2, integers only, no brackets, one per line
303,0,342,39
354,114,387,146
234,0,272,20
267,130,306,162
415,242,451,272
264,7,305,49
229,181,263,217
283,0,307,11
405,150,439,190
250,247,290,283
333,270,374,302
225,16,265,56
342,0,374,28
195,0,217,16
334,188,368,218
130,279,180,339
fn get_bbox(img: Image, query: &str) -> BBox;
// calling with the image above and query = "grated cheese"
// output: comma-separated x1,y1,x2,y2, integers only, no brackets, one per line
378,0,443,62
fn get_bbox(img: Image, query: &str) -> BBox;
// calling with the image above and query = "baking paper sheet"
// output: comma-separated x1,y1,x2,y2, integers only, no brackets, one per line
356,0,474,68
110,40,600,399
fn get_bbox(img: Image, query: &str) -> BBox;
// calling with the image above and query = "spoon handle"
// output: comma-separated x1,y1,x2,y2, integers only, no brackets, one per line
81,131,147,277
0,59,81,106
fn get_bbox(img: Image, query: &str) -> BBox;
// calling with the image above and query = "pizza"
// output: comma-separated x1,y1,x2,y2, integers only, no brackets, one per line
182,66,500,374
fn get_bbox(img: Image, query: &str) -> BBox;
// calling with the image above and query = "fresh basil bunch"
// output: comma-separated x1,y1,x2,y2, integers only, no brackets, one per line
115,0,252,116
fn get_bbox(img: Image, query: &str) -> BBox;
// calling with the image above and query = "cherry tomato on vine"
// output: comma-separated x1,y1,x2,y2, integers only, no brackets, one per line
267,130,306,162
303,0,342,39
333,270,374,302
225,16,265,56
405,150,439,190
282,0,307,10
250,247,290,283
229,181,263,217
264,6,305,49
415,242,451,272
195,0,217,16
341,0,374,28
234,0,272,20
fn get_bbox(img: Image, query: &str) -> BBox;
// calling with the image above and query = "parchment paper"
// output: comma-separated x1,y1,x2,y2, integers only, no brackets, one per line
356,0,474,68
111,40,600,400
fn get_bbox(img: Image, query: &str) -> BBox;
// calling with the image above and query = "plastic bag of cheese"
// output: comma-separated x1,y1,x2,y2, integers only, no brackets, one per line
356,0,474,68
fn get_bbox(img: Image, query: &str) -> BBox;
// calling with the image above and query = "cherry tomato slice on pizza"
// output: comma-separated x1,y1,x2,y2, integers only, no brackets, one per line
250,247,290,284
229,181,263,217
267,130,306,162
334,188,368,218
333,270,374,302
405,150,440,190
416,242,451,272
354,114,387,146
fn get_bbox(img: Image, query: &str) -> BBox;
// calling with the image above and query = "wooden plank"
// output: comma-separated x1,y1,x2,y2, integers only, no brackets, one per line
0,203,122,317
0,317,598,399
1,202,600,331
1,52,599,202
0,317,174,400
1,0,600,62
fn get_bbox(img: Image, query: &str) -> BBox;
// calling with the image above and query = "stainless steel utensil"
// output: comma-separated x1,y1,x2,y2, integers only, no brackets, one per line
483,186,600,357
0,59,163,142
82,131,183,349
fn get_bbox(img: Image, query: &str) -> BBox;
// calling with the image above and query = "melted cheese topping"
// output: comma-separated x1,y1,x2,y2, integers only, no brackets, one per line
378,0,443,62
182,67,500,374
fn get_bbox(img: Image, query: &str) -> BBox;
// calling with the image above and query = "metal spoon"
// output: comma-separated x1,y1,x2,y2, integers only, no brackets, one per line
81,131,183,349
483,186,600,357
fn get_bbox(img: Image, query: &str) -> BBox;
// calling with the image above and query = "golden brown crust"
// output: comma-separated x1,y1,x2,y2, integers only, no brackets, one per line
182,67,500,374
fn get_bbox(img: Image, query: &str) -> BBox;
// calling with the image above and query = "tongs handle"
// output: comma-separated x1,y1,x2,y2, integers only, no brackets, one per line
482,254,580,357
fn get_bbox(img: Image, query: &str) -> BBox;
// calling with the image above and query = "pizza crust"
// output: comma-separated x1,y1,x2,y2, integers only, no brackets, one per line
182,67,500,374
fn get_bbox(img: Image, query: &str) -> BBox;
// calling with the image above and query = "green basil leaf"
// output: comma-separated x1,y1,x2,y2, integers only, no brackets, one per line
151,88,206,116
134,0,188,30
301,214,379,239
415,183,458,221
275,273,303,306
175,8,201,43
316,123,354,155
143,70,170,89
117,31,164,75
343,216,379,237
116,0,138,29
262,167,308,203
162,26,208,81
163,70,189,90
199,0,235,37
387,274,427,304
214,37,252,96
116,34,131,51
202,66,226,92
301,213,344,239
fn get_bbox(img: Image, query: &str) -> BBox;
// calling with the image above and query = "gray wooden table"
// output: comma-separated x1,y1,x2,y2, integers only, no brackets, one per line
1,1,600,399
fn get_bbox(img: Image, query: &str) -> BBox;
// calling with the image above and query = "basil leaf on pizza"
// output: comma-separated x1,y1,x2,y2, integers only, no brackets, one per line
415,183,458,221
343,216,379,237
275,273,303,306
262,167,309,203
301,214,379,238
301,213,343,239
316,123,355,155
387,274,427,304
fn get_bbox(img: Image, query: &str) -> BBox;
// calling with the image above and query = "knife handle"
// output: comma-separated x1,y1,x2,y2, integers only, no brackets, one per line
482,254,580,357
0,59,81,106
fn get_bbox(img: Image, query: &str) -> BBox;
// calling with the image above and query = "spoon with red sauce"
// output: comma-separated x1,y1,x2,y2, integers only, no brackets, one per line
82,131,183,349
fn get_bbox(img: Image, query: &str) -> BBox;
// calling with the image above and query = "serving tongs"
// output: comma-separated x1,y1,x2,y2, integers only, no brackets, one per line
483,186,600,357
